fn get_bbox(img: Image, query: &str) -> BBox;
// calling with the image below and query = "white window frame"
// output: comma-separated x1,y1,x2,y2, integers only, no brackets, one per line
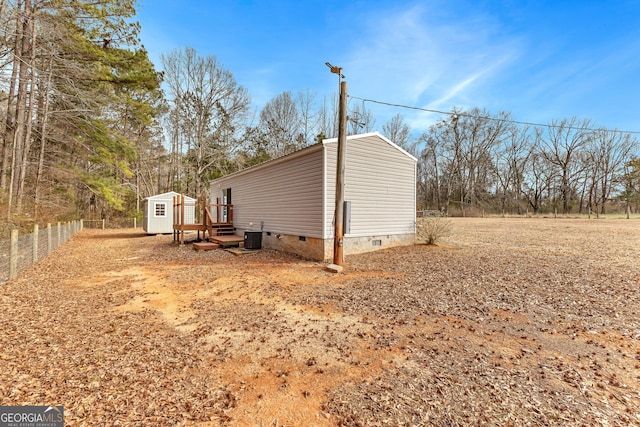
154,202,167,217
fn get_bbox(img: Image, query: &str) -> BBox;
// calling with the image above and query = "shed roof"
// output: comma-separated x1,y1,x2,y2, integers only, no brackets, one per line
144,191,195,201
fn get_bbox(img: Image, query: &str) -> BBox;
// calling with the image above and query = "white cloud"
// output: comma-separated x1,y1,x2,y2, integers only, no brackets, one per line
342,2,522,133
345,4,442,103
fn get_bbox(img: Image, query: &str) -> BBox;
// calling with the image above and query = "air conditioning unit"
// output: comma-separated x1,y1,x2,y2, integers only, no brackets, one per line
244,231,262,249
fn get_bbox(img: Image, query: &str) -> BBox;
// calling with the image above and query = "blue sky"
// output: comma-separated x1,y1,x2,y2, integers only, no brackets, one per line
136,0,640,136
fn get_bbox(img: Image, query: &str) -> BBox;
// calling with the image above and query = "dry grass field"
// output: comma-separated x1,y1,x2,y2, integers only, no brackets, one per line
1,218,639,426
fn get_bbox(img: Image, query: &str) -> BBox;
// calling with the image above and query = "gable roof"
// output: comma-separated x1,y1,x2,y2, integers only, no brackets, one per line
322,132,418,162
210,132,415,183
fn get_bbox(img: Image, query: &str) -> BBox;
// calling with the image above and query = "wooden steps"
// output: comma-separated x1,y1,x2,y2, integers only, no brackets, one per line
209,235,244,248
209,224,235,236
193,242,221,251
226,247,261,256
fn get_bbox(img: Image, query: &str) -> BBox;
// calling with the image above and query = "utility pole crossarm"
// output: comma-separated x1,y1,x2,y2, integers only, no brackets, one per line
325,62,345,79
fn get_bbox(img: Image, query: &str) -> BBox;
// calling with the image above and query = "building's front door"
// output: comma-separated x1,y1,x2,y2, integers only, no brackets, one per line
223,188,231,223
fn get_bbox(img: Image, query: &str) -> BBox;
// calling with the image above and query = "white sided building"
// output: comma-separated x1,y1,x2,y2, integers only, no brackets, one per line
209,132,417,261
143,191,195,234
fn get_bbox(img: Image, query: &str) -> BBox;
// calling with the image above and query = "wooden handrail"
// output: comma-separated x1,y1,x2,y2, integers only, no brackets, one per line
205,204,233,224
204,206,215,226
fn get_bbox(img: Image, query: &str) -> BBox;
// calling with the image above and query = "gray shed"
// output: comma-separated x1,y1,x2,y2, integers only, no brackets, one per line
143,191,195,234
209,132,417,260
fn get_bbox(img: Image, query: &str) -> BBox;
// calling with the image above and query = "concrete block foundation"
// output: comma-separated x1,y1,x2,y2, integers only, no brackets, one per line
237,229,416,261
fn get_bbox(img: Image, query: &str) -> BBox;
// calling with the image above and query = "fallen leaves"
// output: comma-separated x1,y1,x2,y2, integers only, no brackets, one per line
1,219,639,426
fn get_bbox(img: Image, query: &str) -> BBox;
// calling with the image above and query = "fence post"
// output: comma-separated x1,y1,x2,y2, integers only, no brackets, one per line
32,224,39,264
47,223,52,255
57,222,61,248
9,229,18,280
133,217,137,229
102,219,105,230
80,219,84,230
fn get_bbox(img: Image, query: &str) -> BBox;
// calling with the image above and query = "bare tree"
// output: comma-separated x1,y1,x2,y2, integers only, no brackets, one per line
620,157,640,214
161,47,250,196
3,0,37,216
259,91,301,157
296,89,318,147
585,128,635,215
492,125,533,215
382,113,416,155
316,94,339,139
347,102,375,135
446,108,510,214
33,56,53,218
541,117,593,214
417,127,447,211
1,0,23,195
13,0,36,213
519,128,551,214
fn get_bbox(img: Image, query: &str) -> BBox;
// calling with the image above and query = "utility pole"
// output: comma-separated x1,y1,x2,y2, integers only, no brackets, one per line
333,80,347,266
325,62,347,269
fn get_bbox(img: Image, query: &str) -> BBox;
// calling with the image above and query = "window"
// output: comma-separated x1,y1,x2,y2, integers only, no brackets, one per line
154,202,166,217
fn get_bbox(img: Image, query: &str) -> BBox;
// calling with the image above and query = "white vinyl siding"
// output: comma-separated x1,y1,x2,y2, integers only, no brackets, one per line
211,132,416,243
324,134,416,238
211,147,325,237
324,143,337,239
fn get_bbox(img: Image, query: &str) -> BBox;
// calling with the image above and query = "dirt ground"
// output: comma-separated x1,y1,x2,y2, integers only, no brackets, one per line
1,218,639,426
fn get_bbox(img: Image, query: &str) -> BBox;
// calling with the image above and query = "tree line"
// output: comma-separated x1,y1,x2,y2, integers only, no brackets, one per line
2,1,639,230
413,110,640,216
0,0,163,229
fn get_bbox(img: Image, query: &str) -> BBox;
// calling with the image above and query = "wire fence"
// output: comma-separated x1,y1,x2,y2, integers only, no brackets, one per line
0,221,82,285
82,218,138,229
1,218,141,285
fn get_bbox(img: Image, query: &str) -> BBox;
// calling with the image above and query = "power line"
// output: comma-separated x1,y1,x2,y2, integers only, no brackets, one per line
349,95,640,135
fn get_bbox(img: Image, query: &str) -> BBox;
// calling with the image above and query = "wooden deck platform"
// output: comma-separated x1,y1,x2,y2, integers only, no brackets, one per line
172,194,235,244
173,224,207,231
